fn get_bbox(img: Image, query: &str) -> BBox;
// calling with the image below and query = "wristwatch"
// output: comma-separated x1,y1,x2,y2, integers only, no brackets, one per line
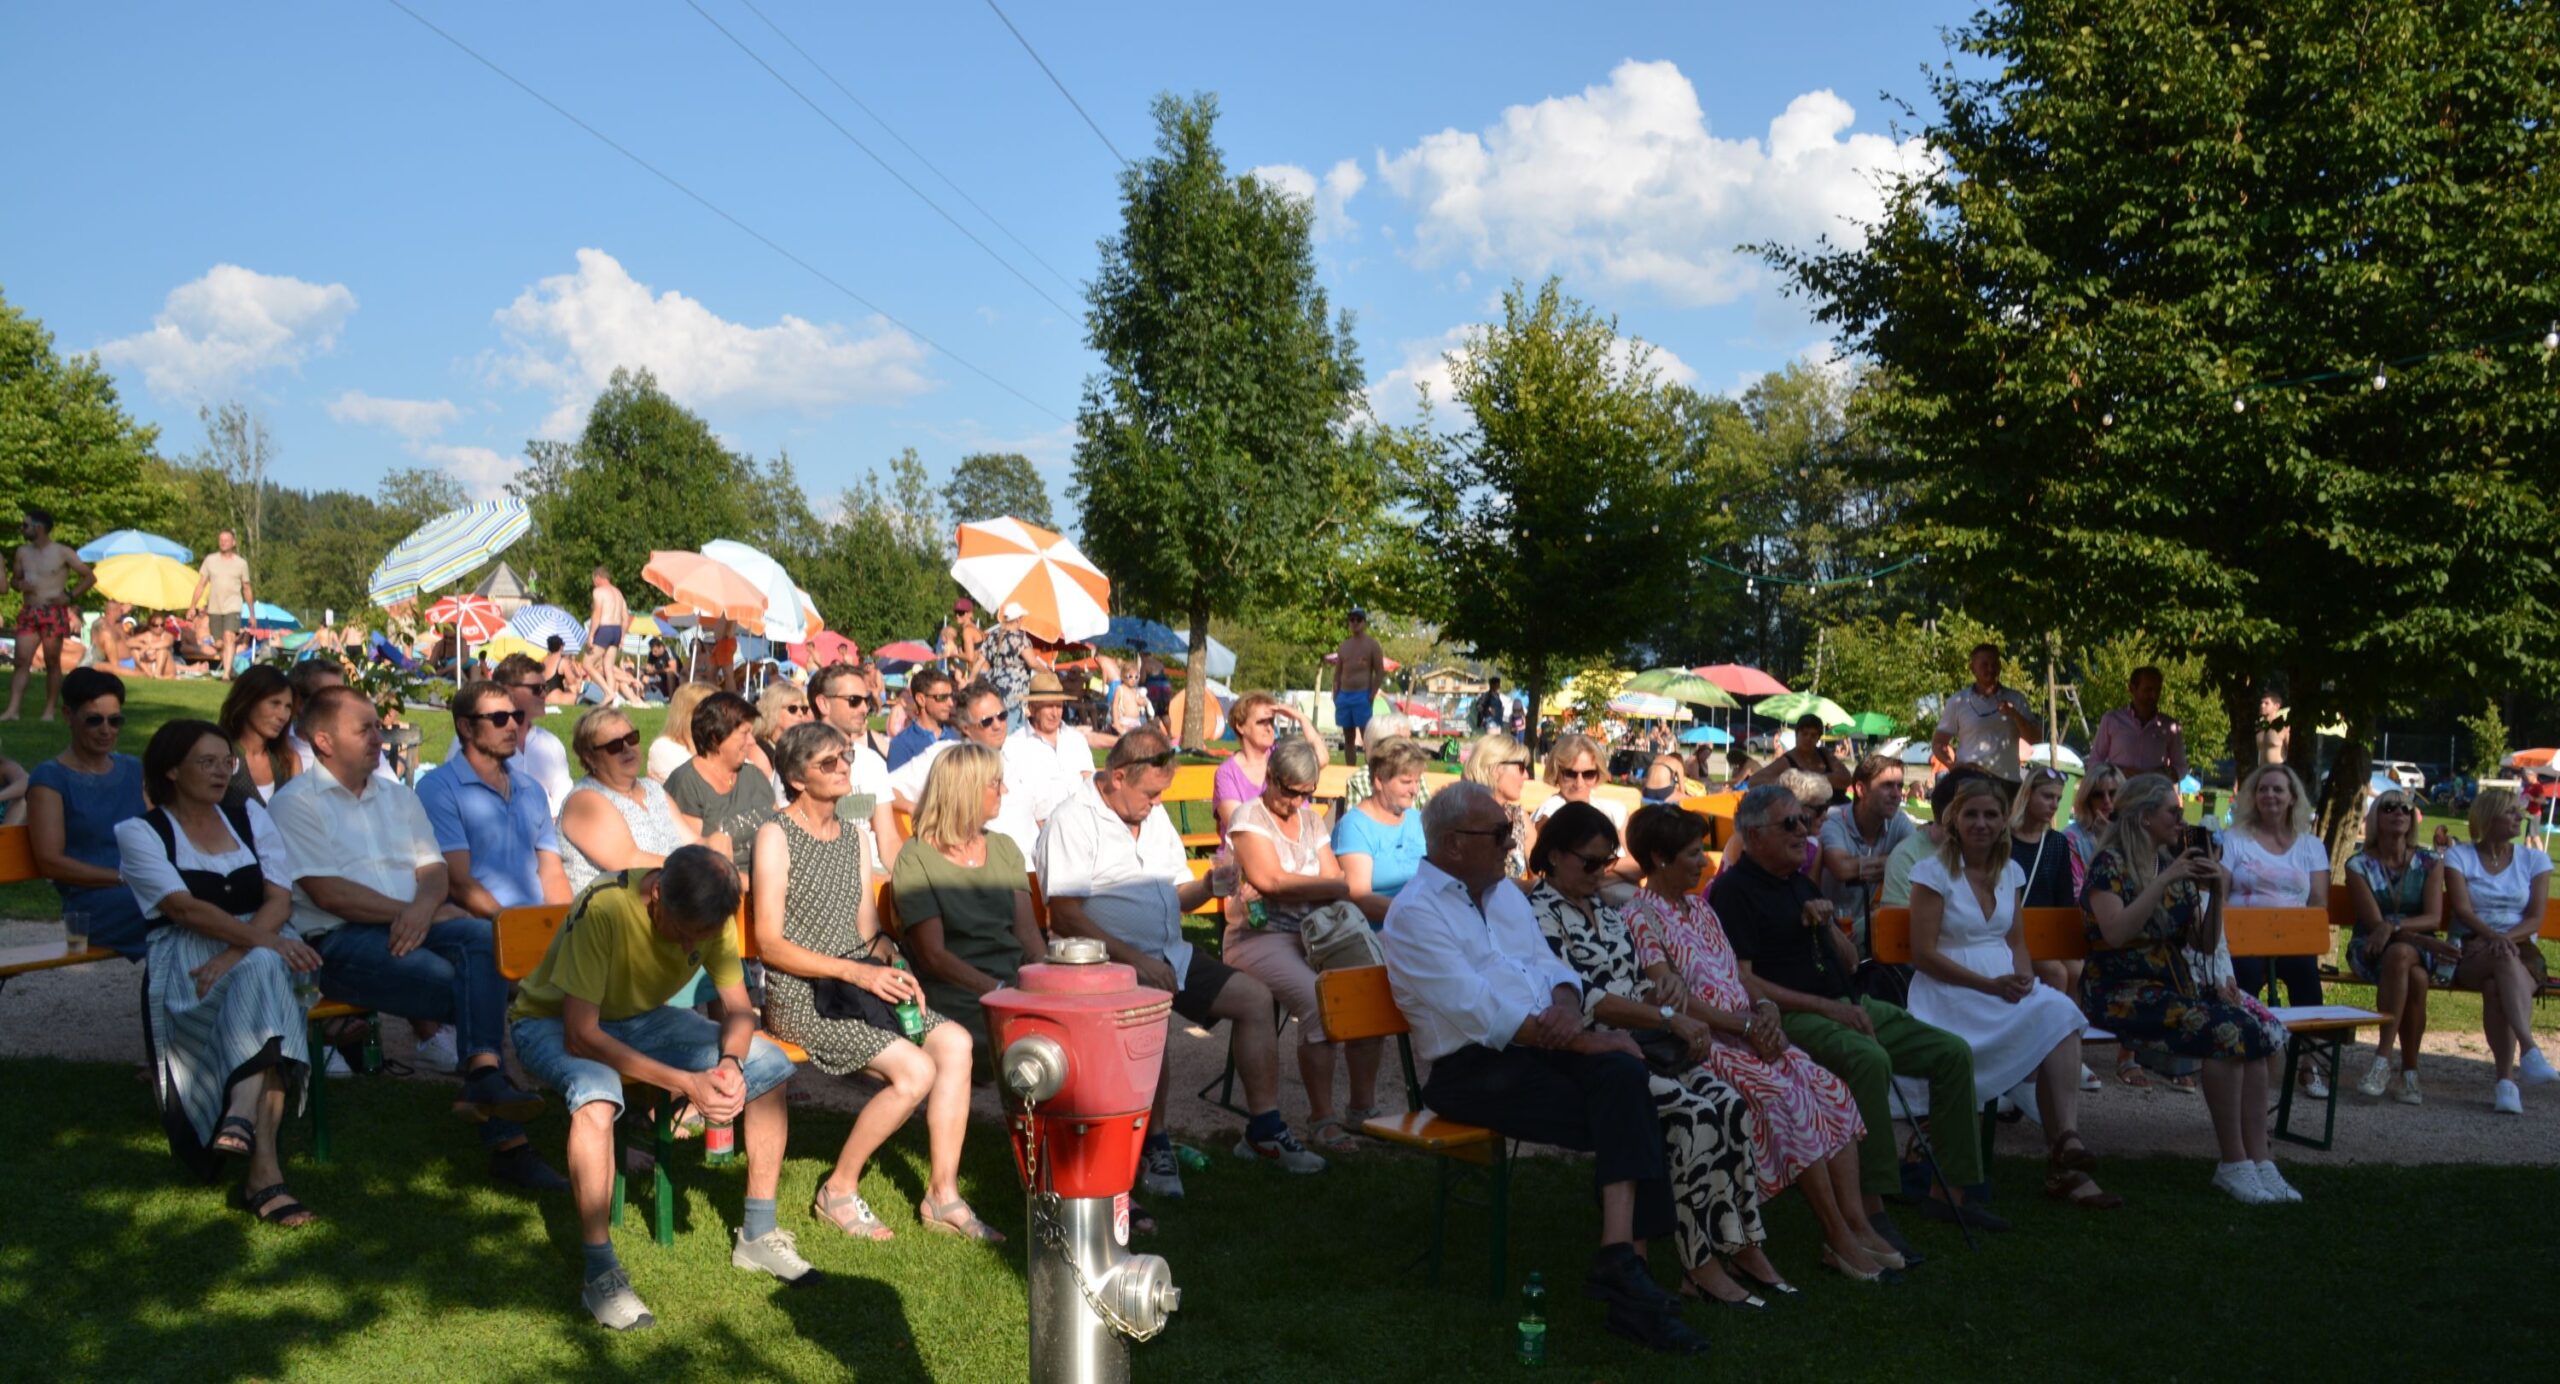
1658,1004,1678,1026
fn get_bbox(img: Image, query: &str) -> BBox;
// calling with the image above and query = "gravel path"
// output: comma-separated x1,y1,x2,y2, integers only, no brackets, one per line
8,918,2551,1171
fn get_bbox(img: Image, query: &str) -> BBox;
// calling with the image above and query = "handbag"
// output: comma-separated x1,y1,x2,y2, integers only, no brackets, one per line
1297,901,1383,972
810,962,908,1032
1633,1027,1693,1077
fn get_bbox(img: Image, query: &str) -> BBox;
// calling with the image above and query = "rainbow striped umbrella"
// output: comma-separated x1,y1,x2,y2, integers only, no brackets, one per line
367,500,531,606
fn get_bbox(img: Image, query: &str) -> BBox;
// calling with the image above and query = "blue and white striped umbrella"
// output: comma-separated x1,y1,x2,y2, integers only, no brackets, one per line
77,529,193,563
367,500,531,606
506,603,586,652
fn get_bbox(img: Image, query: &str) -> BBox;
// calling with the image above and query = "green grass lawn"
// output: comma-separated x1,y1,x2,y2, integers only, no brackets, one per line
2,1054,2553,1382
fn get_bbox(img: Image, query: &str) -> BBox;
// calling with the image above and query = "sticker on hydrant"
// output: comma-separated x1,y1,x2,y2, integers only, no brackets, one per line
1113,1193,1131,1246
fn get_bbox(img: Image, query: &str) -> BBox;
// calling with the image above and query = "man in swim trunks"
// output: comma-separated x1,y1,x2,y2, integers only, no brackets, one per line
3,506,96,721
188,529,252,679
1330,606,1386,767
585,566,628,685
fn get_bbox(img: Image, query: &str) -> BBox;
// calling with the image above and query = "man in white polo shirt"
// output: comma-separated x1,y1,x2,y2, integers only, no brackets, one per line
1931,642,2041,790
889,680,1041,857
1004,671,1094,827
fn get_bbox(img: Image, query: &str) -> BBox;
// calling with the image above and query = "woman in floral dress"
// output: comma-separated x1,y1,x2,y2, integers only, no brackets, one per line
1613,803,1910,1283
2081,775,2293,1205
1529,801,1824,1308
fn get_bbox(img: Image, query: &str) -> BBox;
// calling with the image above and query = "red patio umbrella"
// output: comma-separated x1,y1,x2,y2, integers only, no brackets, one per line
1694,663,1790,698
425,593,509,644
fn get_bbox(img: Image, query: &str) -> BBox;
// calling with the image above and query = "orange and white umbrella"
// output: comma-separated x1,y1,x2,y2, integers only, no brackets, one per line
643,550,769,628
949,517,1111,644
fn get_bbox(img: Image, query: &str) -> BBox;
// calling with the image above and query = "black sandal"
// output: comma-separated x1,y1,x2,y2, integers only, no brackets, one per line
209,1115,256,1158
236,1181,317,1227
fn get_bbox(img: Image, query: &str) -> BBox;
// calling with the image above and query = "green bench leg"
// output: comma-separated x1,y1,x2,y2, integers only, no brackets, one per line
1427,1155,1452,1286
652,1095,676,1247
2273,1033,2344,1151
1486,1146,1511,1304
306,1020,331,1165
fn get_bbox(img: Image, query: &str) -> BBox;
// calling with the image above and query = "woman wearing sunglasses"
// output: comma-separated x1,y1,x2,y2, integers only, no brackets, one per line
2441,785,2559,1112
2341,789,2445,1105
1211,691,1306,837
28,667,150,956
559,707,702,893
1461,731,1535,879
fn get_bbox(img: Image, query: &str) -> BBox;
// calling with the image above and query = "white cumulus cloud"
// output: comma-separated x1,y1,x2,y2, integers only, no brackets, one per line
1374,61,1936,306
491,248,935,438
96,265,357,398
1248,158,1368,241
1371,322,1696,423
416,443,526,500
326,390,461,440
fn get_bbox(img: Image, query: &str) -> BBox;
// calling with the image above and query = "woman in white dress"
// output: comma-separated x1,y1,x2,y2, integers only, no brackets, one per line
2441,785,2559,1113
1906,776,2118,1208
559,707,702,893
117,718,322,1225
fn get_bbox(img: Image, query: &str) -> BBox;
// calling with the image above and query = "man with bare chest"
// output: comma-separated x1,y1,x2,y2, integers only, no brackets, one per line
1330,606,1386,766
4,507,96,721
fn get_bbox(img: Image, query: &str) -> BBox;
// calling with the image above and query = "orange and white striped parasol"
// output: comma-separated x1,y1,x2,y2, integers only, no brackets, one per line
643,550,769,628
949,517,1111,644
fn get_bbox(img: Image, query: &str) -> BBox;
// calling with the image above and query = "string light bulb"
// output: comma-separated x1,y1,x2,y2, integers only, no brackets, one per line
2101,411,2115,427
2233,395,2247,413
1994,414,2005,428
1745,579,1757,598
2371,367,2388,392
2546,322,2558,351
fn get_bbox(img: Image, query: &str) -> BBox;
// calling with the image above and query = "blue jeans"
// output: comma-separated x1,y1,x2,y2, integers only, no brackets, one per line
510,1006,794,1115
313,917,519,1146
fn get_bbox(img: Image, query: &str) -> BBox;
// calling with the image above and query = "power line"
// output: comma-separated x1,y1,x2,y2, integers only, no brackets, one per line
980,0,1128,165
378,0,1066,423
683,0,1075,319
732,0,1082,298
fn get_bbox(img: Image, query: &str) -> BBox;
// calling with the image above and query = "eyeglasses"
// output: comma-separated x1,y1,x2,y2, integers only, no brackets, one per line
1502,758,1531,771
1569,848,1620,872
823,690,873,709
1766,814,1813,834
1120,749,1178,771
81,712,126,728
809,754,847,773
185,754,232,773
594,731,642,755
777,703,811,717
2376,802,2415,816
1245,718,1276,730
1452,824,1517,845
467,709,526,728
917,690,954,703
1559,767,1601,782
968,712,1004,729
1270,781,1317,803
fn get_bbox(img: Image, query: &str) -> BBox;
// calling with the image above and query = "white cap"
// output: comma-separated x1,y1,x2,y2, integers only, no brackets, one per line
1000,601,1027,621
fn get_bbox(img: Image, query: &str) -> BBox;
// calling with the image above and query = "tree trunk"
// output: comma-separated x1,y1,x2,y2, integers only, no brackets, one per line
1182,600,1211,751
2215,665,2261,785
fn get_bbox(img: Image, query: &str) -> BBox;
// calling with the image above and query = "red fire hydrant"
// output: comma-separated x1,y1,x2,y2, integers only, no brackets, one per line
982,937,1182,1383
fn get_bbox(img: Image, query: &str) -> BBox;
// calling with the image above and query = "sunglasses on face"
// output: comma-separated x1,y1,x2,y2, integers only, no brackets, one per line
968,712,1004,729
2376,802,2414,816
1569,848,1620,872
468,709,526,728
1502,758,1531,771
1270,781,1317,803
825,691,872,709
82,712,126,729
918,691,954,704
1245,718,1276,730
1559,767,1601,782
778,703,810,717
809,754,847,773
1453,823,1516,845
1768,814,1813,834
592,730,642,755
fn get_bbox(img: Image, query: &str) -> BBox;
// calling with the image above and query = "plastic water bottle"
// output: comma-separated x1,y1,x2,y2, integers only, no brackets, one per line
1174,1142,1211,1171
892,957,924,1040
1516,1271,1546,1365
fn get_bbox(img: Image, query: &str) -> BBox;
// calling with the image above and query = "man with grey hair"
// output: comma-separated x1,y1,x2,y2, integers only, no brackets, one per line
1709,784,1993,1244
1381,781,1707,1355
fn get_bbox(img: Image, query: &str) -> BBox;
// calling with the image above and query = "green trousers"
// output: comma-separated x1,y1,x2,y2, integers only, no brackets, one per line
1783,997,1980,1194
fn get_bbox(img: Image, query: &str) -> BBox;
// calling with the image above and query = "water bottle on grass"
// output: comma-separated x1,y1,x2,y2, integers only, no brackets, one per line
1516,1271,1546,1366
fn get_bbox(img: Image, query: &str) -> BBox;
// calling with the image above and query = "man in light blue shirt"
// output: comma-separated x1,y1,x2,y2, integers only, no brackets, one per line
417,680,570,917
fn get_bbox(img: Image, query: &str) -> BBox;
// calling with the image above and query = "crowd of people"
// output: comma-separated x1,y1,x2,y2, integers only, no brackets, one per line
18,593,2559,1349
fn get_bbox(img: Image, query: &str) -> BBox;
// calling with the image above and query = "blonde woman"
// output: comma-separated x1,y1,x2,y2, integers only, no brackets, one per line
2441,785,2558,1112
2219,763,2332,1097
559,707,700,893
2342,788,2445,1104
1533,732,1622,831
1462,730,1534,877
1907,776,2112,1208
890,741,1041,1049
648,682,716,782
2082,775,2292,1203
2064,767,2125,898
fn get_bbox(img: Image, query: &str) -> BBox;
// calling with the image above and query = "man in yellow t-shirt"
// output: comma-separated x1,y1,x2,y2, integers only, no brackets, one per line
506,847,814,1330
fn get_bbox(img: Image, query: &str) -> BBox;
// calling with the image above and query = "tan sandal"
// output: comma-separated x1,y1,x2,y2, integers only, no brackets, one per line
2045,1169,2124,1210
812,1181,893,1241
918,1195,1005,1244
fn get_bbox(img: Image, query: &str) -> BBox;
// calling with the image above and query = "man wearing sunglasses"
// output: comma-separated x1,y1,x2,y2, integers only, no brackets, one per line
272,685,565,1191
888,681,1043,857
496,653,574,817
887,668,962,772
810,662,900,861
417,680,572,923
1711,784,1994,1241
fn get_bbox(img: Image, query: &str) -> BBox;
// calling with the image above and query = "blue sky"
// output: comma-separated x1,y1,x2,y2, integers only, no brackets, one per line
1,0,1973,515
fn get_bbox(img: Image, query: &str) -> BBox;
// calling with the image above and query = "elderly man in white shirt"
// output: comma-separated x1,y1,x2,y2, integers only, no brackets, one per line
1038,729,1322,1203
1381,781,1706,1356
1004,671,1095,825
1931,642,2042,788
890,681,1042,856
269,685,564,1191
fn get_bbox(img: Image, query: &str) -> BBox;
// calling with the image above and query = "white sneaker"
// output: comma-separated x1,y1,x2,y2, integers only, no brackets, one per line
2519,1048,2560,1087
1137,1144,1185,1200
582,1265,655,1330
2254,1160,2303,1203
2211,1161,2274,1205
2393,1070,2423,1106
414,1027,461,1074
2078,1063,2101,1093
2356,1056,2392,1099
2492,1078,2524,1115
2297,1063,2330,1100
1233,1126,1328,1174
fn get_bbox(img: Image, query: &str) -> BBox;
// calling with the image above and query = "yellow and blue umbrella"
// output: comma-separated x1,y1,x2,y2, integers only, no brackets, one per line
367,500,531,606
78,529,192,563
92,553,200,610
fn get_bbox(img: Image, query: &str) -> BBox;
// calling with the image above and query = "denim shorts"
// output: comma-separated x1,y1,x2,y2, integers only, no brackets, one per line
510,1005,794,1114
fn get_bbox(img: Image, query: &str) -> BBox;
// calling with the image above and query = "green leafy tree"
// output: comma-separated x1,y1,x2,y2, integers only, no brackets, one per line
510,367,755,612
2071,634,2229,780
1768,0,2560,850
1391,279,1712,744
942,452,1053,529
2459,700,2509,783
0,287,175,582
1816,611,2005,740
378,467,468,525
1072,94,1367,747
802,448,953,651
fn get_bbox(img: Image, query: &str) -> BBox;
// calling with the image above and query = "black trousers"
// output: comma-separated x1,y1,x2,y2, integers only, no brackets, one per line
1423,1043,1674,1244
2233,955,2324,1008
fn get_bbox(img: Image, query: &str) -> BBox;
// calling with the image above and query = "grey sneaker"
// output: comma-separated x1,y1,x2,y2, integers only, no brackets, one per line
733,1226,822,1285
582,1266,655,1331
1233,1127,1327,1174
1138,1144,1185,1199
